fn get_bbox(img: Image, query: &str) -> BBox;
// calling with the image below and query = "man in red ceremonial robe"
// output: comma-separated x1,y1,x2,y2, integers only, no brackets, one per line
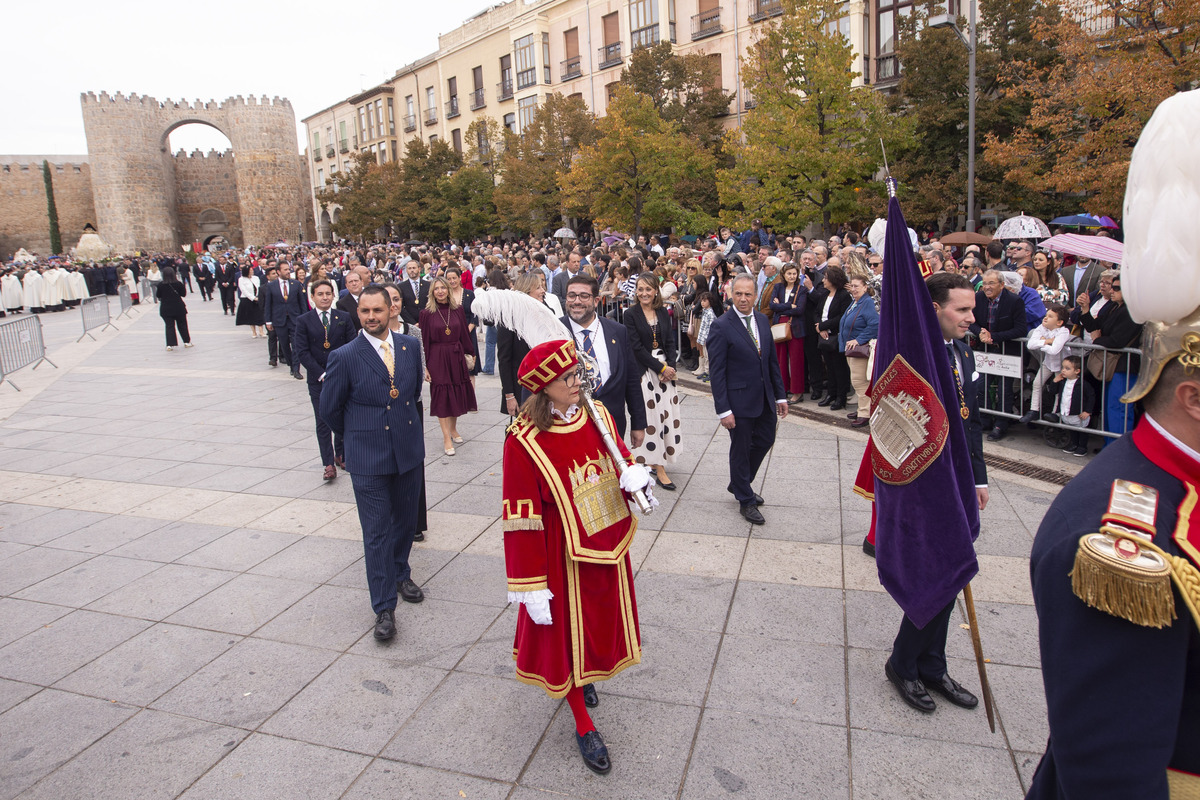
502,338,653,775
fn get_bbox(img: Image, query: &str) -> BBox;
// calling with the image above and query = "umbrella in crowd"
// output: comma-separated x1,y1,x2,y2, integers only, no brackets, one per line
939,231,993,246
995,214,1051,240
553,227,577,239
1040,233,1124,264
602,235,624,245
1050,214,1103,227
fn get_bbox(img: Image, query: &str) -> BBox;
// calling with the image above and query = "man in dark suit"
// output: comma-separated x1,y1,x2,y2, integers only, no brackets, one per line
1060,255,1103,309
882,271,989,714
319,285,425,641
551,250,584,308
707,274,788,525
262,263,306,379
216,256,238,315
970,268,1029,440
560,274,646,444
397,261,427,325
338,270,364,331
294,279,355,480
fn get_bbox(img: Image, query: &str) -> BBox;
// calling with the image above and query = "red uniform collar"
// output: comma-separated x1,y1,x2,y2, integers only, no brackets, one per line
1132,416,1200,568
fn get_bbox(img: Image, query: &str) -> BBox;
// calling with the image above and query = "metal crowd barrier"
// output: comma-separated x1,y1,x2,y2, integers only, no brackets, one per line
973,335,1141,440
117,284,134,319
78,295,116,342
0,315,57,391
139,277,153,304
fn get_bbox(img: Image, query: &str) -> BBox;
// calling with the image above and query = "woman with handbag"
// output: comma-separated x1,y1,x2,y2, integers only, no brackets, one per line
839,276,879,427
445,266,480,378
815,266,852,410
1079,275,1142,442
769,263,808,404
625,273,683,491
156,267,192,351
420,276,478,456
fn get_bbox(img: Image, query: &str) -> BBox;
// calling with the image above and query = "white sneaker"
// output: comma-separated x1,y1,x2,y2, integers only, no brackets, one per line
184,342,194,348
166,346,173,351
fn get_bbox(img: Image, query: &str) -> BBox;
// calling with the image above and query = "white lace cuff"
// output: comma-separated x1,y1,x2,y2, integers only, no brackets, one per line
507,588,554,605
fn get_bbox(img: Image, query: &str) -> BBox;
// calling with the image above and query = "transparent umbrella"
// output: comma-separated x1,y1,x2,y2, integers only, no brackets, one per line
995,214,1051,240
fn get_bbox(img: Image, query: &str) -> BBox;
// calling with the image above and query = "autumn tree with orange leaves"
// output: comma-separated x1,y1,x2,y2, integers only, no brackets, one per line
985,0,1200,216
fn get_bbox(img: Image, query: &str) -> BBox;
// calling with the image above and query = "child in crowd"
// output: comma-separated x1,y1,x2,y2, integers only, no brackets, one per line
1043,355,1095,457
693,292,716,382
1021,304,1074,423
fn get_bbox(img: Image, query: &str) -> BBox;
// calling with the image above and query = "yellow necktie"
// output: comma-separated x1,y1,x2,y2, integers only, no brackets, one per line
380,340,394,378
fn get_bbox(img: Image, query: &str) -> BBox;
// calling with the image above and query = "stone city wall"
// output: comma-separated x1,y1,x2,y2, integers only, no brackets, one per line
173,149,243,248
0,157,96,261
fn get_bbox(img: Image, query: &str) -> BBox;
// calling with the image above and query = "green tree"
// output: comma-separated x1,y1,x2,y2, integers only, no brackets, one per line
718,0,912,235
390,138,463,240
494,94,597,236
442,165,499,241
620,41,734,150
42,160,62,254
561,86,716,237
316,152,393,241
465,118,507,181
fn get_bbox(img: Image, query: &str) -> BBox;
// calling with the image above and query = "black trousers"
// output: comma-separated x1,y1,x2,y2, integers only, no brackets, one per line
218,285,237,313
890,598,955,681
352,467,420,614
823,350,851,400
267,323,294,367
726,403,776,506
163,315,190,347
308,382,344,467
804,331,826,393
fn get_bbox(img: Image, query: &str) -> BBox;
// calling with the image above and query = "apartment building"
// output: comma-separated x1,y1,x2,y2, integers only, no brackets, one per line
303,0,931,240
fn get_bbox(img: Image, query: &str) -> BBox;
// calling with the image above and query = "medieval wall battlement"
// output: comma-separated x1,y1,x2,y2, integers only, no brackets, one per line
80,92,293,112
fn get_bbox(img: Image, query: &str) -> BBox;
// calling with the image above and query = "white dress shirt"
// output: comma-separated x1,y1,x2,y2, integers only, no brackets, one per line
717,310,786,419
568,316,611,386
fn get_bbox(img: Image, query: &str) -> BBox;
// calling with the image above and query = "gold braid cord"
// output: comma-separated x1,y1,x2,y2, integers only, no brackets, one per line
1180,332,1200,374
1071,526,1200,630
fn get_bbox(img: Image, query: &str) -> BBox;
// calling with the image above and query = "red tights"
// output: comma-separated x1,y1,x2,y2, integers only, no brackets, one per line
565,685,595,735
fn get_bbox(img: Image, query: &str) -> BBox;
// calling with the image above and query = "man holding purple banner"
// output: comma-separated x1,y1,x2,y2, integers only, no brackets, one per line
865,186,989,715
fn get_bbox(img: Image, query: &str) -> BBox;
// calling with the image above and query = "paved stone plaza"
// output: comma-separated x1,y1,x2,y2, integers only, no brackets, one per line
0,297,1058,799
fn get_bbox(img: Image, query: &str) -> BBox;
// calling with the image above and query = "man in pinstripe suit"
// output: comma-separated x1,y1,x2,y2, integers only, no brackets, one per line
320,285,426,641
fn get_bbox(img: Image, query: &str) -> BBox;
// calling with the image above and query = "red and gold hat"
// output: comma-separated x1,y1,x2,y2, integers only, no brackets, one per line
518,339,578,393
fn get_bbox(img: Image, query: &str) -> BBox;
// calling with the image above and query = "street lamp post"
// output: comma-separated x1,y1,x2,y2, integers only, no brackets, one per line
929,3,977,233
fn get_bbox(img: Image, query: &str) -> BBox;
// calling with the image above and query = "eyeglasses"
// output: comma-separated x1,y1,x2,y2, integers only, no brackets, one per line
566,292,594,301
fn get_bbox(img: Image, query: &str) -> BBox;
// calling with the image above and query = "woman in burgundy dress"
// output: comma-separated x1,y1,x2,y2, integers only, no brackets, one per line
420,276,478,455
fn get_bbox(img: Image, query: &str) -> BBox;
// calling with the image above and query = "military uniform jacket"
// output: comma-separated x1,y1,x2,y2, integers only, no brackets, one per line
1028,419,1200,799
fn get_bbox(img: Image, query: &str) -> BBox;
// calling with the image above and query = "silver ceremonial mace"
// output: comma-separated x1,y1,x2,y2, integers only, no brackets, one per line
576,348,653,515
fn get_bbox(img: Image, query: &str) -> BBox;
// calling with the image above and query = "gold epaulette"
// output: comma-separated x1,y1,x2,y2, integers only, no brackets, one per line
1070,480,1200,629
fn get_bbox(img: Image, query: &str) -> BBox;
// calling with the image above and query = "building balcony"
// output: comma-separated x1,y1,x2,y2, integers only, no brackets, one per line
424,107,438,126
498,79,514,101
598,42,623,69
339,139,349,153
326,145,336,158
692,7,723,39
743,91,757,110
403,114,417,132
749,0,783,22
875,54,901,86
631,24,661,50
313,150,322,162
516,68,537,91
561,56,582,81
470,87,486,110
446,97,461,119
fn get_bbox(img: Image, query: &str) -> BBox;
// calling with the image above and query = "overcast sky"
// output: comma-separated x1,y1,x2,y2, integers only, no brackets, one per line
3,0,496,156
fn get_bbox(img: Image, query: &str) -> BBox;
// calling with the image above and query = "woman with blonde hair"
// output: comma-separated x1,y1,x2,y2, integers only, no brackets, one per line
419,276,478,455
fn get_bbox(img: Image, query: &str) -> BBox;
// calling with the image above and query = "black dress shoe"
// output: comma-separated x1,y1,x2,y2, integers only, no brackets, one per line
987,426,1005,442
846,411,858,420
740,503,765,525
268,358,278,367
817,394,835,407
851,418,869,428
292,371,303,380
398,578,424,603
922,673,978,709
1018,411,1036,425
373,609,396,641
582,683,599,708
727,485,764,505
655,476,677,491
576,730,611,775
810,388,823,400
862,537,876,557
885,660,935,713
412,530,425,542
829,400,847,411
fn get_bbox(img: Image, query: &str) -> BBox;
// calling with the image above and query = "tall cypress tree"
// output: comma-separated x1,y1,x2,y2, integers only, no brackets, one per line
42,160,62,255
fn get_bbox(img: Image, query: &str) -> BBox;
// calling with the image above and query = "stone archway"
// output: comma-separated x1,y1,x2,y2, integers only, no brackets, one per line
80,92,311,253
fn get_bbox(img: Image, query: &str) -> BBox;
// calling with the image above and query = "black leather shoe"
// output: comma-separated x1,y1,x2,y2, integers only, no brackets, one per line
268,358,278,367
412,530,425,542
817,394,835,407
740,503,765,525
582,683,599,708
576,730,611,775
987,426,1006,441
810,388,823,400
655,476,677,491
922,673,978,709
1018,411,1036,424
851,418,869,428
292,371,303,380
373,609,396,641
829,400,847,411
726,485,764,505
846,411,858,420
862,538,876,558
885,660,935,713
398,579,424,603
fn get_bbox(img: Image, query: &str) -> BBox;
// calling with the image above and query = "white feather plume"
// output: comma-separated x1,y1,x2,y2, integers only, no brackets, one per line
472,289,569,347
1122,89,1200,325
867,217,918,255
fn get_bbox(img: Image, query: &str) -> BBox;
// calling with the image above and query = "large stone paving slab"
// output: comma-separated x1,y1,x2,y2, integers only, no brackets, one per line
0,301,1058,797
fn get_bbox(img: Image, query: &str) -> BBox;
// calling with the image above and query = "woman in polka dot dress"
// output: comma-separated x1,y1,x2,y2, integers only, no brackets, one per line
623,273,683,491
